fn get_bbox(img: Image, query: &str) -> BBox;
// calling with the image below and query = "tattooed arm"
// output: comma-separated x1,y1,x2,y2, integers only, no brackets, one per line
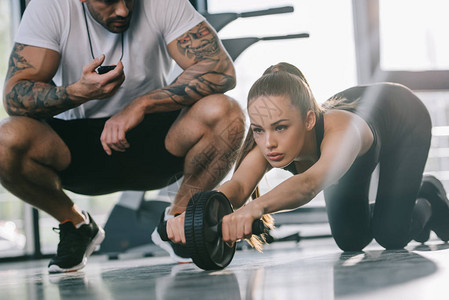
136,21,236,113
4,44,68,118
3,43,125,119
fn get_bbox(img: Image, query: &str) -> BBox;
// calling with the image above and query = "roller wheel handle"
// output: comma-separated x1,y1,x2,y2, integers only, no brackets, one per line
217,219,267,237
157,218,266,242
157,220,170,242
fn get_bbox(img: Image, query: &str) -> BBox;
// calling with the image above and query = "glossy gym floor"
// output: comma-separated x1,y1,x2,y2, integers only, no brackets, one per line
1,231,449,300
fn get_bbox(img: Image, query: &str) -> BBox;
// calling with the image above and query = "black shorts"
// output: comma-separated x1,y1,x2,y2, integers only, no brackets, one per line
46,110,184,195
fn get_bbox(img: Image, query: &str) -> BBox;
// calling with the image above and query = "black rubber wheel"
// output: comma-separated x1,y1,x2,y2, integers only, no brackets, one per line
185,192,206,267
189,191,236,270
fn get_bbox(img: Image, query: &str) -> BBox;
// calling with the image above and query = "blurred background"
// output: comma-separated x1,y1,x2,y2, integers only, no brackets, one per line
0,0,449,259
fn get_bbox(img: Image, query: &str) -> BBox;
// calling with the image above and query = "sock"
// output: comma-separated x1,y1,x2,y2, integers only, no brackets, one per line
74,212,90,229
164,207,175,221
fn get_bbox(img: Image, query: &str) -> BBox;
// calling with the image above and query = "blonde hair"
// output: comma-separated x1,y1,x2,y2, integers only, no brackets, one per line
321,95,360,112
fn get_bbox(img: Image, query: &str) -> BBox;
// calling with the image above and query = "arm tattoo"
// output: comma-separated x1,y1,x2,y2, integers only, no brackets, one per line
6,44,34,79
161,71,234,105
5,43,76,118
164,22,235,106
177,23,220,60
6,81,73,118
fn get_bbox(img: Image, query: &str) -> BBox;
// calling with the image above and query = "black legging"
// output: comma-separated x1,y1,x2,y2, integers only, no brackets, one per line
322,83,432,250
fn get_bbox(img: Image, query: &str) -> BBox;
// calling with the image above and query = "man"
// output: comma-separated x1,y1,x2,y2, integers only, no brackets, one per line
0,0,244,273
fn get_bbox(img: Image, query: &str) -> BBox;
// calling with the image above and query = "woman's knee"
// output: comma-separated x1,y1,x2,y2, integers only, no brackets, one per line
326,204,373,251
332,230,372,252
373,234,408,250
372,221,409,249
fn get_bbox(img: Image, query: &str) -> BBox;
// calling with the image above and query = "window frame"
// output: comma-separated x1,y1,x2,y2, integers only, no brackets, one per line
352,0,449,90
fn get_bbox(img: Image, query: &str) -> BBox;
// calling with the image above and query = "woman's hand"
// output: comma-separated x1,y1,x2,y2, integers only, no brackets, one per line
166,212,186,244
221,202,264,243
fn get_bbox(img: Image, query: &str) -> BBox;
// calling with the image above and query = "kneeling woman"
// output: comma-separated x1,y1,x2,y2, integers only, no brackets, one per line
172,63,449,251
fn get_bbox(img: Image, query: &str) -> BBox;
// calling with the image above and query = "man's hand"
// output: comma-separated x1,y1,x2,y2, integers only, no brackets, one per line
100,100,145,155
67,55,125,102
166,212,186,244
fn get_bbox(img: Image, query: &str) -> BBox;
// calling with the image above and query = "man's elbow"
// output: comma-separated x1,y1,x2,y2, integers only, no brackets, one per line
219,61,236,92
205,70,235,95
4,101,28,117
3,86,25,117
227,61,236,86
3,93,18,117
224,73,236,91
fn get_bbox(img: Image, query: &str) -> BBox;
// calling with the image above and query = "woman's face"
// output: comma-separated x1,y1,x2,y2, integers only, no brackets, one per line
248,95,314,168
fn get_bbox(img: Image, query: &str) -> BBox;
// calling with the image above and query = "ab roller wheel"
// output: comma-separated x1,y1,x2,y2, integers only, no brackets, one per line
158,191,267,270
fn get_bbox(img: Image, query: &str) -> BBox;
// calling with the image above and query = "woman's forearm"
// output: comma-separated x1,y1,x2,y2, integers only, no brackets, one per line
255,173,320,214
217,180,252,209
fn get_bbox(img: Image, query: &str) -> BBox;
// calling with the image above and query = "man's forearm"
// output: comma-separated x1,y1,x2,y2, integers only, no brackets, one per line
140,59,236,113
5,81,79,118
4,43,83,119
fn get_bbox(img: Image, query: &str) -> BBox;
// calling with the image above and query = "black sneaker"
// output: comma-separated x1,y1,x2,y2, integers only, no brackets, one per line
419,175,449,242
413,228,430,244
412,198,432,244
48,211,105,273
151,209,191,263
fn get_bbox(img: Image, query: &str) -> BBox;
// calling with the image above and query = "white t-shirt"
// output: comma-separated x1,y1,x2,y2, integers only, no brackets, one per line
15,0,204,119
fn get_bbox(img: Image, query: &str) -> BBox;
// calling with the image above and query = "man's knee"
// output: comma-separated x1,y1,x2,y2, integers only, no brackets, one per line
165,94,245,156
0,117,33,156
193,94,244,128
0,118,32,178
198,94,245,151
0,117,70,175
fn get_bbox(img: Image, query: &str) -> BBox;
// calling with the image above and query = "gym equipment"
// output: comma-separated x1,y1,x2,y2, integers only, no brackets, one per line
203,6,294,32
100,192,170,256
202,6,308,62
223,33,309,61
158,191,268,270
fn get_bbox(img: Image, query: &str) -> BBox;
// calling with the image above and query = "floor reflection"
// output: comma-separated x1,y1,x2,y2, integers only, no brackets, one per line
332,250,437,297
2,239,449,300
153,266,241,300
235,247,439,299
49,263,242,300
49,272,105,299
412,242,449,252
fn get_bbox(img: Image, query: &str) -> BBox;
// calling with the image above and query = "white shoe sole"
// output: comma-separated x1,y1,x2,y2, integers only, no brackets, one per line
151,228,192,263
48,226,105,274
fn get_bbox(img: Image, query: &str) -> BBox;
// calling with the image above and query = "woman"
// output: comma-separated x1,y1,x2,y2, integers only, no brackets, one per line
168,62,449,251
